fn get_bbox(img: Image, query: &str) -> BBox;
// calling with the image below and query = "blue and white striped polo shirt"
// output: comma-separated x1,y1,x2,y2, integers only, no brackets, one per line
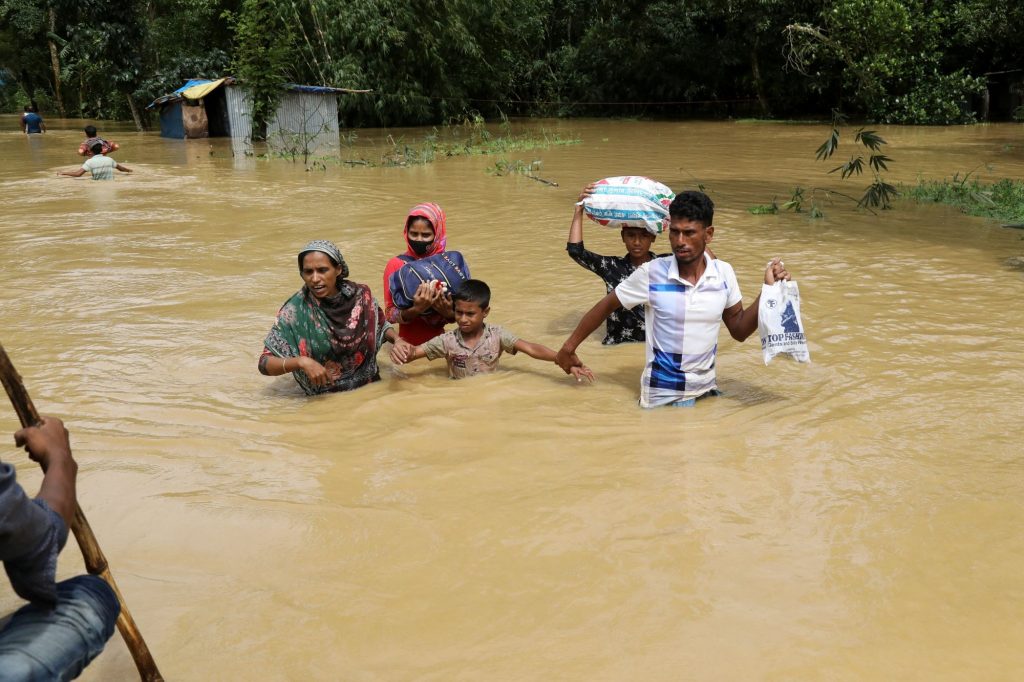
615,254,742,408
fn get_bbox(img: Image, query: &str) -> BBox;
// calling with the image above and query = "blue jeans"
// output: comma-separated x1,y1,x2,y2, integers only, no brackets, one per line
0,575,119,681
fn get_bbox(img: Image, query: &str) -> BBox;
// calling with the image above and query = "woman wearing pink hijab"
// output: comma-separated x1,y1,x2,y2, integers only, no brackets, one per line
382,203,455,345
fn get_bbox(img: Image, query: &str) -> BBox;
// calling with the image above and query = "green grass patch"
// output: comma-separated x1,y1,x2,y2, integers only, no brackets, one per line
357,113,580,168
734,118,831,125
902,174,1024,224
261,112,581,169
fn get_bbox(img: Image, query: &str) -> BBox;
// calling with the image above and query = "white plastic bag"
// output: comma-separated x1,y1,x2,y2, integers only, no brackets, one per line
758,280,811,364
580,176,674,235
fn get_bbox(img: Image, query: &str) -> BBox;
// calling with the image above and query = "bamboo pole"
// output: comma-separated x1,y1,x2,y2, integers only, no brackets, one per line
0,343,163,682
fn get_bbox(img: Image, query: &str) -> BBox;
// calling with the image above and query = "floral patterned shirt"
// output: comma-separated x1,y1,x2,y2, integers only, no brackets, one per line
566,241,665,345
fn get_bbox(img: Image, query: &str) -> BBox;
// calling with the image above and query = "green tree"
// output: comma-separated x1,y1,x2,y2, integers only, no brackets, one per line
0,0,67,114
785,0,985,123
229,0,294,137
135,0,237,109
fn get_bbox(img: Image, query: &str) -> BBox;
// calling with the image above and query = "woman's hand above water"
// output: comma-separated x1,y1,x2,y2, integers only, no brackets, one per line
389,337,414,365
297,356,331,387
410,282,439,315
432,292,455,321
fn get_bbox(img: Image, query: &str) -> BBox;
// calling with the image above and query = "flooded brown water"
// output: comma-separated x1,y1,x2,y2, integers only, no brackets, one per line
1,117,1022,680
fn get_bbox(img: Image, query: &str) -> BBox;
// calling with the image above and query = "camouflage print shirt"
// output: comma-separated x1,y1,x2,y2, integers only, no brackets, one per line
566,241,666,345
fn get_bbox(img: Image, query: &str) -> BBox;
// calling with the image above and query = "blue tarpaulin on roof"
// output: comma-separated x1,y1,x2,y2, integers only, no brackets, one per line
147,78,362,109
283,84,348,94
174,79,215,94
146,79,221,109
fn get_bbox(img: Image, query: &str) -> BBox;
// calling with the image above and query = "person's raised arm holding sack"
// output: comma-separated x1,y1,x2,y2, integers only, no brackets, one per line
566,181,663,345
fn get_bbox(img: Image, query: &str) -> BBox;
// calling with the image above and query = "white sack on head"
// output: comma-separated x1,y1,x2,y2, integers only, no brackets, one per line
580,176,674,235
758,280,811,364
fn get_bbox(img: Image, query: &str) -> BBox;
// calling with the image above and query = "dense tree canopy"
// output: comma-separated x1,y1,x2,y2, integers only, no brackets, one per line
1,0,1021,127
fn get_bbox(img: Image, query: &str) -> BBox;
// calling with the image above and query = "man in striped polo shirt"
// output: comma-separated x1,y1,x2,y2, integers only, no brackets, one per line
556,190,789,408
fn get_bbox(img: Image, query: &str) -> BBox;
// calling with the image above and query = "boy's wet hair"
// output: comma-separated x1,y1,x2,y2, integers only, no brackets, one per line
669,190,714,225
84,125,97,137
90,142,104,155
452,279,490,309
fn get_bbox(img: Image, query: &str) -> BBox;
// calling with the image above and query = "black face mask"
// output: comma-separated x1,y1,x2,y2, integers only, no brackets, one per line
409,240,433,256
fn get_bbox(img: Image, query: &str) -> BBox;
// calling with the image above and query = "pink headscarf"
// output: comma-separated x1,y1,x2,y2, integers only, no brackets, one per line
403,203,447,259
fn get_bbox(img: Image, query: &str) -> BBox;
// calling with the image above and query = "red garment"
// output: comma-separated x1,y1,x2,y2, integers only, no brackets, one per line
78,138,118,156
382,203,450,344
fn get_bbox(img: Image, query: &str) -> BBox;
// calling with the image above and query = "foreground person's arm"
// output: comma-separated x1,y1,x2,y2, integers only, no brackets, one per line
2,417,75,605
384,320,414,363
514,338,595,382
555,291,621,373
258,350,330,387
722,257,790,342
14,417,77,527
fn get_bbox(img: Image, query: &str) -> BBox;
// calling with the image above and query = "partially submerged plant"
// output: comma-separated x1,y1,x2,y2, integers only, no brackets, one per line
749,111,898,218
816,111,898,211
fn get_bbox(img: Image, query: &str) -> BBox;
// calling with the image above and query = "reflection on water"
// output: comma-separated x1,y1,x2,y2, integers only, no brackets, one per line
1,116,1023,680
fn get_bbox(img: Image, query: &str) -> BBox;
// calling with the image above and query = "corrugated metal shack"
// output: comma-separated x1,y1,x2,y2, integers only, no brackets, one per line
147,77,245,140
267,85,343,156
147,78,366,154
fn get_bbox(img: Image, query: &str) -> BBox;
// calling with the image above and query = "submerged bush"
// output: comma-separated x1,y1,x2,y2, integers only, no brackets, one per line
903,175,1024,223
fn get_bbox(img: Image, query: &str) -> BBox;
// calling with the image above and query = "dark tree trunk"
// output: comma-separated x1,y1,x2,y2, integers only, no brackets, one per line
127,95,145,131
751,37,770,117
47,8,66,117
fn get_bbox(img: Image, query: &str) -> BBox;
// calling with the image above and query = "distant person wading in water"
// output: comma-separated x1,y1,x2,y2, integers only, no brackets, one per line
77,125,119,157
58,144,132,180
21,106,45,135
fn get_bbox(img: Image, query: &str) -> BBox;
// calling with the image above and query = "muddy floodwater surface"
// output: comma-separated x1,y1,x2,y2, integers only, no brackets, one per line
1,118,1022,680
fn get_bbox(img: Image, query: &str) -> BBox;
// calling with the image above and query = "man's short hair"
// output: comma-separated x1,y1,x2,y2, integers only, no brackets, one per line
24,105,31,112
90,142,104,155
669,191,714,226
452,279,490,309
84,125,97,137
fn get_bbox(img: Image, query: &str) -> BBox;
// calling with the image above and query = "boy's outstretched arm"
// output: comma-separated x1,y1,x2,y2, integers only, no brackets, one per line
513,339,595,382
115,163,132,173
512,338,558,362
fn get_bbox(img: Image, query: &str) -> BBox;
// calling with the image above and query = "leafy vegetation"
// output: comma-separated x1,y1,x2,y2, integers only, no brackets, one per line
783,0,994,124
228,0,293,138
486,158,559,186
903,173,1024,224
2,0,1022,127
750,111,898,218
264,113,579,169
